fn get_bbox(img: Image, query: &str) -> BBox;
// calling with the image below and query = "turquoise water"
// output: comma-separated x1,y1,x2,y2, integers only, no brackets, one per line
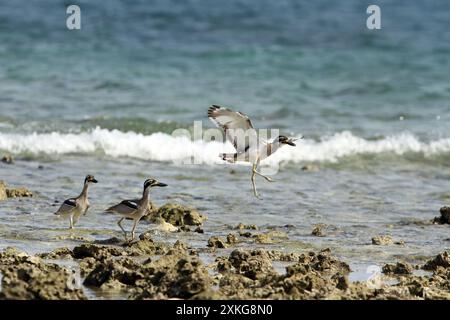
0,1,449,276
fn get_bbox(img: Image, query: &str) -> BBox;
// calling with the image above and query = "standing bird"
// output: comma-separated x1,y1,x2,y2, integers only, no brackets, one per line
104,178,167,241
54,175,98,229
208,105,299,199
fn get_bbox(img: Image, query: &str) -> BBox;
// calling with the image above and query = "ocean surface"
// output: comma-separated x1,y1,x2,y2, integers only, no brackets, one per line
0,0,449,294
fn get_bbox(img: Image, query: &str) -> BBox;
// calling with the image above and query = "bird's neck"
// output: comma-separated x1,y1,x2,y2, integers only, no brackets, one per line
267,141,281,156
79,182,89,198
142,187,151,203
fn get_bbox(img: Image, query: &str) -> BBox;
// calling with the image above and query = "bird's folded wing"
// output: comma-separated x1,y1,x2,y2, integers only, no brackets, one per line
105,199,139,215
54,198,77,215
208,105,259,154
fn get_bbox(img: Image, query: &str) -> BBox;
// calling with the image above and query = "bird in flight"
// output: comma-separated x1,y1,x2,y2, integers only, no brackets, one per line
208,105,299,199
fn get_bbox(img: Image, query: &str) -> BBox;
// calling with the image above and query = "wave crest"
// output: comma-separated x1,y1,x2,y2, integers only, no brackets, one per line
0,128,449,165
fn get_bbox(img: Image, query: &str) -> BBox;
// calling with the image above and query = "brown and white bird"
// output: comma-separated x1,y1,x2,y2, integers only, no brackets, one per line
54,175,98,229
208,105,299,199
104,178,167,241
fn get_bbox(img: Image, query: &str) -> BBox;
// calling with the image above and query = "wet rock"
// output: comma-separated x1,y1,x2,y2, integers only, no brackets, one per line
226,233,238,245
125,238,167,256
165,240,190,257
228,249,275,280
130,253,213,299
334,274,350,290
266,251,301,262
252,233,273,244
423,251,450,271
239,231,253,238
157,203,206,227
433,207,450,224
216,256,233,273
0,247,85,300
0,181,7,201
194,227,204,234
218,248,351,299
79,257,97,276
94,237,123,245
371,235,393,245
382,262,413,275
72,244,124,260
301,164,319,172
6,187,33,198
311,224,326,237
191,289,226,300
38,247,73,260
84,257,144,289
1,155,14,164
288,249,350,275
235,223,258,230
207,236,227,249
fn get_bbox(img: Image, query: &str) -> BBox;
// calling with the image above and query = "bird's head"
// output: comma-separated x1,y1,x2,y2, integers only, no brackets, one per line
144,178,168,189
84,175,98,184
276,135,298,147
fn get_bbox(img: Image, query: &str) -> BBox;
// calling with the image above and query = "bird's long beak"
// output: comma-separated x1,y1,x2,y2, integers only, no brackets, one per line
155,182,168,187
286,140,296,147
286,136,303,146
92,179,98,183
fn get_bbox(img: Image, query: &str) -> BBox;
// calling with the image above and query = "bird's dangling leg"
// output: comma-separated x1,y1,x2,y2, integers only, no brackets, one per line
251,163,262,199
117,217,128,241
254,159,275,182
254,170,275,182
69,215,74,229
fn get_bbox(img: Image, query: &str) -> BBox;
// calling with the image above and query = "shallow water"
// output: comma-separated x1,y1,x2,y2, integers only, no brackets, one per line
0,0,450,296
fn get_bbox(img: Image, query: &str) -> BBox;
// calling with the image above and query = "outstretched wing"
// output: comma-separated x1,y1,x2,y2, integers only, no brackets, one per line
54,198,77,215
208,105,258,154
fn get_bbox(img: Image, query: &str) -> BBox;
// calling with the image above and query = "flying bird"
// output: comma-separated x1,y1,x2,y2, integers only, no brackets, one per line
208,105,299,198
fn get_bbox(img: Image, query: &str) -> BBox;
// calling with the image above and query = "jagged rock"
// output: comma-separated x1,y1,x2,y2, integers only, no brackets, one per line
207,236,227,249
84,257,144,289
228,249,275,280
433,207,450,224
6,187,33,198
382,262,413,275
38,247,73,260
226,233,237,245
423,251,450,271
72,244,124,260
194,227,204,234
1,155,14,164
130,253,213,299
311,224,326,237
371,235,393,245
252,233,273,244
0,181,7,201
301,164,319,172
157,203,206,227
235,223,258,230
0,247,85,300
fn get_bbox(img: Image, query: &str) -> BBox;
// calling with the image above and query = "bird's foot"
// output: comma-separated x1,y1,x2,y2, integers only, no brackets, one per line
253,192,263,200
264,176,275,182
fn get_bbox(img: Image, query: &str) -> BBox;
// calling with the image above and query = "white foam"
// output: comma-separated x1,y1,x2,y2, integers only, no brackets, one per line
0,128,449,165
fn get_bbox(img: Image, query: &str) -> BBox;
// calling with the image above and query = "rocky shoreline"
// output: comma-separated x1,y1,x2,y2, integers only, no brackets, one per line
0,176,449,300
1,231,449,300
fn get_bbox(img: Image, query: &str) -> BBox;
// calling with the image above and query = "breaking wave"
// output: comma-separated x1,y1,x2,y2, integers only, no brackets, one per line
0,128,449,165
